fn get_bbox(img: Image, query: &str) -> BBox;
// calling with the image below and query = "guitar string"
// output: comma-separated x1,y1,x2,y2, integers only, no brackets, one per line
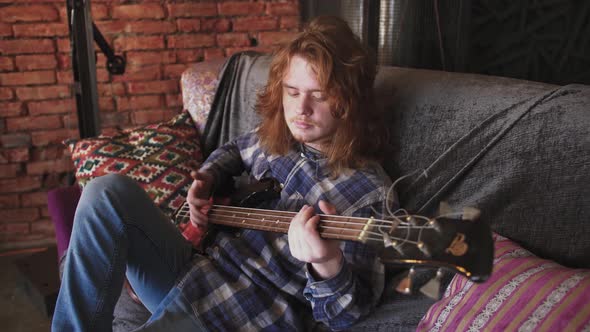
205,221,382,243
209,204,436,229
175,205,427,232
175,203,433,228
174,204,432,245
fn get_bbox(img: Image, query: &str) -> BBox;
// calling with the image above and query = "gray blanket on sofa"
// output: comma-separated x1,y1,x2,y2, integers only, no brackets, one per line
203,52,590,270
377,68,590,270
202,51,269,157
197,52,590,331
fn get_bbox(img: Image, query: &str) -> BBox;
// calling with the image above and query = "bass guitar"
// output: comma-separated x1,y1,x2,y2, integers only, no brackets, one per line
172,178,493,295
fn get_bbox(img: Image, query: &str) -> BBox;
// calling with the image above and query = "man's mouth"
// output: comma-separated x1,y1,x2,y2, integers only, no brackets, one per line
291,118,315,129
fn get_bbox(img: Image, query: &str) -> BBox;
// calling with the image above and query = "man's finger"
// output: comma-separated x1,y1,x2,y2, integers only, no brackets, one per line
189,206,208,226
318,200,337,215
189,170,213,198
306,215,321,233
186,195,211,207
294,205,310,223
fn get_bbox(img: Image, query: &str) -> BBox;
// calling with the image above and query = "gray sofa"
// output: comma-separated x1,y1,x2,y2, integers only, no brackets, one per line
101,52,589,331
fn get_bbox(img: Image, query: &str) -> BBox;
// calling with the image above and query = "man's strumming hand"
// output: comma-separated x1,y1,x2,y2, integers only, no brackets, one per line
186,170,215,228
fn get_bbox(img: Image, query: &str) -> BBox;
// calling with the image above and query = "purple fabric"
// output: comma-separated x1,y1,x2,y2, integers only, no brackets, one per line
47,185,81,259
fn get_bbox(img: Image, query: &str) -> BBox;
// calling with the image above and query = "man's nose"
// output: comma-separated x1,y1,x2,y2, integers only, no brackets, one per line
296,95,312,115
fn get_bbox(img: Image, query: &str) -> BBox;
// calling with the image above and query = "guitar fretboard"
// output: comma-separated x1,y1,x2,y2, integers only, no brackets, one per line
174,203,429,244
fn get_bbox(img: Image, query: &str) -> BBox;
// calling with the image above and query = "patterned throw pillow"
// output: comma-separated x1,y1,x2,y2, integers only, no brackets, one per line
417,234,590,331
64,110,202,218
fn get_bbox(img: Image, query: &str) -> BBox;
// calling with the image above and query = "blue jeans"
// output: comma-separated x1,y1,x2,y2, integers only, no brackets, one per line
51,174,206,331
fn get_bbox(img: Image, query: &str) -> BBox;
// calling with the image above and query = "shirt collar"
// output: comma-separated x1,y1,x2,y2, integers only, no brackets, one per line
298,144,326,162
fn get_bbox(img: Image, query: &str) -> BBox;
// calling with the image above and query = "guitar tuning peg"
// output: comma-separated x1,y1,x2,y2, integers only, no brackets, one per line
382,233,393,248
382,233,404,255
420,268,444,300
417,241,431,257
405,216,417,225
426,218,441,233
462,207,481,221
395,267,416,295
392,240,404,255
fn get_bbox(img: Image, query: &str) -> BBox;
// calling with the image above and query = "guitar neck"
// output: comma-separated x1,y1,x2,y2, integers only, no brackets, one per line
176,204,381,243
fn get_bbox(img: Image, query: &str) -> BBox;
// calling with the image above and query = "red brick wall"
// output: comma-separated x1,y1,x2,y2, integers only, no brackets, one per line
0,0,300,252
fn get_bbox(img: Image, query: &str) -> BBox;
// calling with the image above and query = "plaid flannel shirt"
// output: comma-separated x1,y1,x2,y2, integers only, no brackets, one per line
178,131,394,331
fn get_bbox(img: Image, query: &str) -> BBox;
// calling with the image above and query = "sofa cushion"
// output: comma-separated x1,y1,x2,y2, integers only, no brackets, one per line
417,234,590,331
64,110,202,217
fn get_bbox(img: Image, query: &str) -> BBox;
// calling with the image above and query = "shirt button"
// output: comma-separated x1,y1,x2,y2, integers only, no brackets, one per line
235,233,241,238
212,246,219,258
310,285,316,290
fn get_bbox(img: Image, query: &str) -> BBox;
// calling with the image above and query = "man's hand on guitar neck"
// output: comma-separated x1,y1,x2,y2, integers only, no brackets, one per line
289,201,344,280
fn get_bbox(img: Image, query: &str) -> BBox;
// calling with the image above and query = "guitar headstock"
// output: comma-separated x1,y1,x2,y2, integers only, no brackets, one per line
377,214,493,283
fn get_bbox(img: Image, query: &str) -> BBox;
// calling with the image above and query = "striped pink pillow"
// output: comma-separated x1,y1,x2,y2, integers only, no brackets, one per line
417,234,590,331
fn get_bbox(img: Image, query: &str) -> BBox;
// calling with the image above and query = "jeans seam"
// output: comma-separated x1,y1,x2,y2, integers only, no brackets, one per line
90,219,125,331
125,222,181,275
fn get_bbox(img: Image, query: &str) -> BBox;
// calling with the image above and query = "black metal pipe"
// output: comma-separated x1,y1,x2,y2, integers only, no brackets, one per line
68,0,100,138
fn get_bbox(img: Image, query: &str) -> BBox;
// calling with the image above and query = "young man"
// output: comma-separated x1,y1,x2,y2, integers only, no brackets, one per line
52,16,394,331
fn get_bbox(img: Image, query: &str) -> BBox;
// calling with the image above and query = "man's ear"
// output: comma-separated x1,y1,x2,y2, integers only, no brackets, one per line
331,97,348,119
330,106,346,119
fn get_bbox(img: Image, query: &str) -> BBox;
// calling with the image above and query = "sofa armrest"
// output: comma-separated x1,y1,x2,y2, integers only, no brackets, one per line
181,59,225,135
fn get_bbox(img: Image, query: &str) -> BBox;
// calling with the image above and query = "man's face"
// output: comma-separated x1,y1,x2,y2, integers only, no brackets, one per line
282,55,340,153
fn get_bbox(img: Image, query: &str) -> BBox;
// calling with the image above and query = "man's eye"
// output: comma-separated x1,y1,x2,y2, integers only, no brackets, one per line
312,93,326,102
287,89,299,97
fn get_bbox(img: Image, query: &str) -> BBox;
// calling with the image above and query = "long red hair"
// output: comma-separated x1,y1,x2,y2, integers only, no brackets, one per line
257,16,385,174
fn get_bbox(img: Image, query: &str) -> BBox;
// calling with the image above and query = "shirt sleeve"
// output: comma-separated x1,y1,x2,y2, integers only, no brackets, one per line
200,131,259,192
302,202,389,331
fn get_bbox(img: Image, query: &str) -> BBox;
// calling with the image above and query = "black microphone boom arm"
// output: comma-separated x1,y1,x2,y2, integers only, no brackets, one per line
66,0,126,138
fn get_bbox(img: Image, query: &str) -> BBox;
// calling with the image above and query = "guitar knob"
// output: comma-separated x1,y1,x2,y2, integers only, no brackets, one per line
417,241,431,257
